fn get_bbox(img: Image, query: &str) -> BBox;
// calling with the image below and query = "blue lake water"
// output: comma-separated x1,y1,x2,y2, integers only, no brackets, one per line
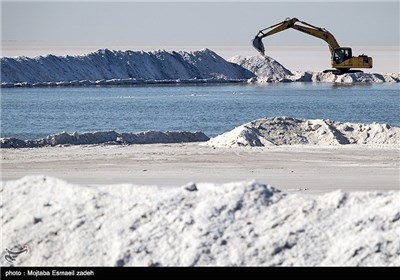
1,83,399,140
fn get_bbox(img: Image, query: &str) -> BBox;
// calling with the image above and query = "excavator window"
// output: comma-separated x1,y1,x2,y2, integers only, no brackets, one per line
334,50,343,64
343,48,352,60
334,48,352,64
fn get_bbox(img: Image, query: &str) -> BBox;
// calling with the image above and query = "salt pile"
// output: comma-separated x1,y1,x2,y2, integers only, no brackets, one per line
229,55,293,82
229,55,398,83
1,176,399,266
235,55,399,83
206,117,400,147
0,130,209,148
1,49,254,86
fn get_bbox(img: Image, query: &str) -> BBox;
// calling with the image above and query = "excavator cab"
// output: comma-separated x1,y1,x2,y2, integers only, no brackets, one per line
333,48,352,64
332,47,372,73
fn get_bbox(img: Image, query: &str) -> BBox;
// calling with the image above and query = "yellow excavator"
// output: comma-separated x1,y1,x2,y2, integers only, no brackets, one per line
252,18,373,74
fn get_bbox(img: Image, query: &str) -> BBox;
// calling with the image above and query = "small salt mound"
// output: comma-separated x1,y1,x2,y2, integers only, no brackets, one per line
229,55,292,81
1,176,399,266
311,72,388,83
289,71,400,83
206,117,400,147
0,130,209,148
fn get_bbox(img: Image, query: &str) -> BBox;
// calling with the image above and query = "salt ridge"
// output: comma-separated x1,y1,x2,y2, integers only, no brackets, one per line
0,130,209,148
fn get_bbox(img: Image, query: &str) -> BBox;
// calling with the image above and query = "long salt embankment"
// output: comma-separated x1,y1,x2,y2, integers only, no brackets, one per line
1,48,398,87
0,49,253,87
0,131,209,148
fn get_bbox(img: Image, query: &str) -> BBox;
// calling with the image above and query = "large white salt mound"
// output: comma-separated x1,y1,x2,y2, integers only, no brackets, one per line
1,176,399,266
229,55,292,81
206,117,400,147
1,49,254,85
0,130,209,148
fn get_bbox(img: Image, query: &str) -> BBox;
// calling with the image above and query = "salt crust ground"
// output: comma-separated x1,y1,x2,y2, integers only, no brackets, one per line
1,176,399,266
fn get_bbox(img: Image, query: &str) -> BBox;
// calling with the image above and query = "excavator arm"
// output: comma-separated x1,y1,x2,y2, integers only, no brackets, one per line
252,17,373,72
252,18,298,55
253,18,339,56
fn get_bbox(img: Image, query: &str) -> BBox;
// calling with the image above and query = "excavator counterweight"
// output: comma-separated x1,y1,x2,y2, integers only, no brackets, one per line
252,18,373,73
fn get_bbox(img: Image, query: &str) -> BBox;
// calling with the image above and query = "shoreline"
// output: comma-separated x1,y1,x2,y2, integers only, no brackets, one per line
0,78,248,89
0,76,399,88
2,72,399,88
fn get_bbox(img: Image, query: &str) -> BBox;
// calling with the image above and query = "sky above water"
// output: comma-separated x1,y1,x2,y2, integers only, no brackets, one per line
2,0,399,49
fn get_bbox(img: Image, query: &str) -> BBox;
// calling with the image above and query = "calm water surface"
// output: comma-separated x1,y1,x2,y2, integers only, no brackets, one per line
1,83,399,139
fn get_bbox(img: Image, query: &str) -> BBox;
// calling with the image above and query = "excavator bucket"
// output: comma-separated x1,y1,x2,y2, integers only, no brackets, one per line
252,36,265,56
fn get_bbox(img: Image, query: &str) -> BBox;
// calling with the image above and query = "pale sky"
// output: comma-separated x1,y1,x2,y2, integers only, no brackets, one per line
2,0,399,49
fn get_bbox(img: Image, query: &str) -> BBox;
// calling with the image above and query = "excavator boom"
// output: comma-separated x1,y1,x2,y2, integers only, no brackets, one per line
252,18,373,73
252,18,300,56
